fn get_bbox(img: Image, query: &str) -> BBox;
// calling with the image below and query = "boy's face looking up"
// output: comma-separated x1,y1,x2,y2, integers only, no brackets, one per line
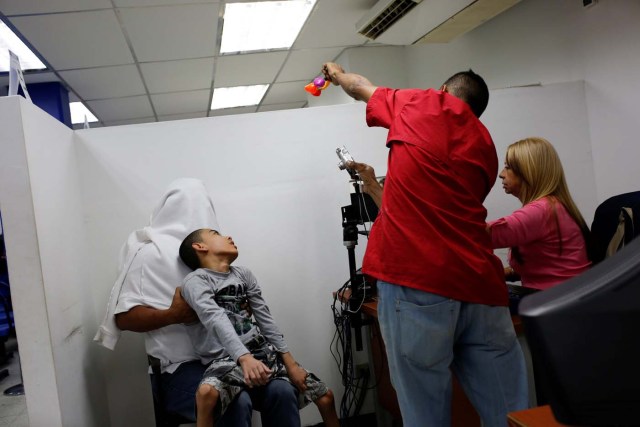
196,229,238,260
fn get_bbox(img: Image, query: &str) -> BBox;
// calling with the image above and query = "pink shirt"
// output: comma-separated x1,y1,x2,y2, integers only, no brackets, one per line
488,197,591,290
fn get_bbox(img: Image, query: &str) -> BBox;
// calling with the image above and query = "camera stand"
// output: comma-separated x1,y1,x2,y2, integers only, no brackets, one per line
341,180,373,352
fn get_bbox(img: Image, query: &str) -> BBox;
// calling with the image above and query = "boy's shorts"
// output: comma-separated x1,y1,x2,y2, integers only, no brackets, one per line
199,335,329,419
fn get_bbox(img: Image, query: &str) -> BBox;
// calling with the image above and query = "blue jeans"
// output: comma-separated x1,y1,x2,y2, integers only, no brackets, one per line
377,281,529,427
152,360,300,427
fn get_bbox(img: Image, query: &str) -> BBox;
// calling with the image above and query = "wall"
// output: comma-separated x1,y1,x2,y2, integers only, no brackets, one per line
76,103,390,426
0,96,109,426
401,0,640,201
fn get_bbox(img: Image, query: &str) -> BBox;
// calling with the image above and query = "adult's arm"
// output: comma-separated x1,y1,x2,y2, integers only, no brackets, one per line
322,62,377,102
487,200,550,249
115,287,197,332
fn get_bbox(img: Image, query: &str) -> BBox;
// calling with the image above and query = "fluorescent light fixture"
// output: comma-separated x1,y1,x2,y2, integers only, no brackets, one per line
0,20,46,72
221,0,316,53
70,102,98,124
211,85,269,110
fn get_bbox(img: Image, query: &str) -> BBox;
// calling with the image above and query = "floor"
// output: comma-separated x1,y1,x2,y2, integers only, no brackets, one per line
0,337,28,427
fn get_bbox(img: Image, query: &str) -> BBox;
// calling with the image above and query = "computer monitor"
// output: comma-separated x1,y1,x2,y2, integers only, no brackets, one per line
519,236,640,426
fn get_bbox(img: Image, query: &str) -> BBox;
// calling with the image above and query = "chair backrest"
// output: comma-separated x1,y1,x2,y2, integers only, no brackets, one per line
590,191,640,264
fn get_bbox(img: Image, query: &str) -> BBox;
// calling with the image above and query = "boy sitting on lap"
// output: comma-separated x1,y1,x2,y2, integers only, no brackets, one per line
179,228,339,427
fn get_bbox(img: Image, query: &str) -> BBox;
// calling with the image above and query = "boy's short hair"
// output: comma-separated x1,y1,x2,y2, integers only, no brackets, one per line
443,70,489,118
179,229,204,271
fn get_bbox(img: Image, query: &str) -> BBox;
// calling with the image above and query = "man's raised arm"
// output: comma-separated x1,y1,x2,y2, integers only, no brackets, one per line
322,62,377,103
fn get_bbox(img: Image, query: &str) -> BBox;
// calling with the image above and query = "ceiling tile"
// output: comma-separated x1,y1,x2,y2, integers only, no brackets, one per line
0,71,60,88
118,4,220,62
140,57,214,94
262,80,308,105
59,64,146,100
258,101,306,113
294,0,371,49
215,51,288,88
87,95,153,122
0,0,112,15
277,47,344,82
150,89,210,116
9,10,134,70
157,112,207,122
209,105,257,117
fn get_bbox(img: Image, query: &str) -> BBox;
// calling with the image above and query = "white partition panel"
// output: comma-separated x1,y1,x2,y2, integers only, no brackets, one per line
77,103,390,426
0,96,109,427
0,79,597,427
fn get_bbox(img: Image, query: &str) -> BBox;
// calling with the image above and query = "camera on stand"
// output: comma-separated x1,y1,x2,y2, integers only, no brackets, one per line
336,146,378,351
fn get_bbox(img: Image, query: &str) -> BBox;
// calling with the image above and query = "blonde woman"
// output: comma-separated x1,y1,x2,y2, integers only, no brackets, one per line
488,137,591,290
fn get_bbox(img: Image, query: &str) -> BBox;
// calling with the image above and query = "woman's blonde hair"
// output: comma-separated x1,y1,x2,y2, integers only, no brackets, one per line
506,137,590,248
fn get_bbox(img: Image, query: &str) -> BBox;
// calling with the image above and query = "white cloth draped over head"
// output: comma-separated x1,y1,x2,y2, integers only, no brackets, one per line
94,178,219,350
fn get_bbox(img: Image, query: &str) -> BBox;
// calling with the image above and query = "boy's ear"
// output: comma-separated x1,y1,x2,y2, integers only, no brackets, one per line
192,242,208,253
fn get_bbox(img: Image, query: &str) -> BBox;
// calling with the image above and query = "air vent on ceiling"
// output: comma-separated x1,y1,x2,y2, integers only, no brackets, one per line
357,0,423,40
356,0,521,46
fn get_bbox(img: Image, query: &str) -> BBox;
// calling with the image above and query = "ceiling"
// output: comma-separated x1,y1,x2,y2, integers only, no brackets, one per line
0,0,380,128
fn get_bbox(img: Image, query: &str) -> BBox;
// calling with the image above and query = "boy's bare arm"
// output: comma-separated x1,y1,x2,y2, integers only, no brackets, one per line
115,287,197,332
280,351,308,392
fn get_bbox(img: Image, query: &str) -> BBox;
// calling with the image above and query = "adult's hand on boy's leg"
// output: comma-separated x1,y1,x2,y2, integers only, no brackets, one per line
286,364,308,393
238,354,272,387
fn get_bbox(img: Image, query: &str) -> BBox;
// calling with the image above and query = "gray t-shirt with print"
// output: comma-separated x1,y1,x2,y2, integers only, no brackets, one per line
181,265,289,364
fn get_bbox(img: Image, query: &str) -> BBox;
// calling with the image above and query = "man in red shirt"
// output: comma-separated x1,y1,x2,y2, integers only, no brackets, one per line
322,62,528,426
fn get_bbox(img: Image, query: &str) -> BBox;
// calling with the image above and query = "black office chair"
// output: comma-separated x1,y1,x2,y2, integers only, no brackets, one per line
590,191,640,264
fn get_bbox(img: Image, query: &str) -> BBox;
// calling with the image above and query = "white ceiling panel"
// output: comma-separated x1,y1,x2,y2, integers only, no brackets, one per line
258,101,306,113
140,57,214,94
209,105,257,117
59,64,146,100
0,71,60,87
0,0,112,15
157,111,207,122
87,95,153,122
294,0,371,49
277,47,343,82
214,51,288,88
9,10,134,70
150,89,209,115
262,80,308,105
118,4,220,62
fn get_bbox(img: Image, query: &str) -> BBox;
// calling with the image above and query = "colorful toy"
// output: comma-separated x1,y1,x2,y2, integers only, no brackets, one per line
304,75,330,97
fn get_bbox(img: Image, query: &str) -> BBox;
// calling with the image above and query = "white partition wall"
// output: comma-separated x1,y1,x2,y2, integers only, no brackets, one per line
0,78,597,426
0,96,109,427
76,103,390,427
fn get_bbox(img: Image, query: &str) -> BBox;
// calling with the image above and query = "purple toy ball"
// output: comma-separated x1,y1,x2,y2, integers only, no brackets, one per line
313,76,326,88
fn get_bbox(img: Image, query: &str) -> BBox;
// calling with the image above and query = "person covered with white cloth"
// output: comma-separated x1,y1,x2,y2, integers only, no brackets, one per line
94,178,301,425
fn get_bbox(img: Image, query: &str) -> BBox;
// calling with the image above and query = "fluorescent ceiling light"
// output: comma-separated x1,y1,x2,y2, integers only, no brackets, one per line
211,85,269,110
0,20,46,72
221,0,316,53
70,102,98,124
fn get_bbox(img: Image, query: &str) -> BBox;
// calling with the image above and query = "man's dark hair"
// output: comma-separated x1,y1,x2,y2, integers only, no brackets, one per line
443,70,489,118
179,229,204,271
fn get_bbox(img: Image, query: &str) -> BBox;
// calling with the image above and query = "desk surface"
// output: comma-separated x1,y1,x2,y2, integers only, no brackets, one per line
507,405,570,427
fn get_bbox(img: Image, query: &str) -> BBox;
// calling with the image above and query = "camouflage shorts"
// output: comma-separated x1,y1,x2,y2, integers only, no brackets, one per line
199,337,328,419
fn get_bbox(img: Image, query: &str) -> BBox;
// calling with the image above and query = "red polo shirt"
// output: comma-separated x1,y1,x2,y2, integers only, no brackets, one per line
363,87,507,306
